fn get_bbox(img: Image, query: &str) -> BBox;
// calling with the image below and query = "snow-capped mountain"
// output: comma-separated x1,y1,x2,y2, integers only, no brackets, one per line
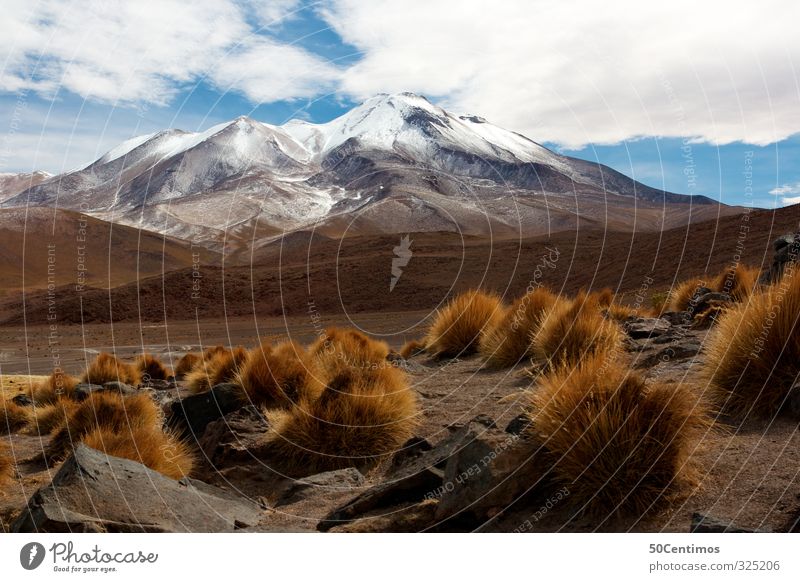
3,92,724,248
0,171,52,203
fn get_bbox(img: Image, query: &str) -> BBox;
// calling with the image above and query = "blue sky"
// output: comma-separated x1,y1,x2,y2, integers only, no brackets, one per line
2,1,799,208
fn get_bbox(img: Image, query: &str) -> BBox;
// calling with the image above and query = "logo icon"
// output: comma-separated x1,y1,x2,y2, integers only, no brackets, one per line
390,234,413,292
20,542,46,570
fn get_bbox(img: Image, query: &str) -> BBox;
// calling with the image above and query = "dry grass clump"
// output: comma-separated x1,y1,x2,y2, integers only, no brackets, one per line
0,438,13,487
1,400,31,434
135,353,170,381
310,328,390,377
423,289,505,358
80,353,141,386
174,353,200,379
531,294,623,369
263,365,418,476
479,287,559,368
399,339,427,359
704,270,800,418
186,346,248,393
712,264,760,303
47,392,161,461
237,340,325,409
28,370,78,405
526,357,710,517
589,287,614,307
82,425,193,480
668,278,707,312
26,398,80,436
604,302,640,323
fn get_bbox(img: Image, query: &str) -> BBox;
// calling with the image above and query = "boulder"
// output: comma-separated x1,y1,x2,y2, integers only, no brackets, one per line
390,436,433,471
623,317,671,339
197,405,271,473
689,291,732,316
504,414,531,435
274,468,366,507
760,232,800,285
660,311,691,326
167,383,245,439
633,341,703,369
12,444,267,532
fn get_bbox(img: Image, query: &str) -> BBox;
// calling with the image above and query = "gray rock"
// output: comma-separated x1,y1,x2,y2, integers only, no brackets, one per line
690,291,732,315
11,394,33,407
505,414,532,435
141,378,177,391
390,436,433,471
274,468,366,507
660,311,691,326
73,382,136,401
197,405,270,474
760,232,800,285
690,512,770,533
167,382,245,439
12,444,266,532
624,317,671,339
634,342,702,369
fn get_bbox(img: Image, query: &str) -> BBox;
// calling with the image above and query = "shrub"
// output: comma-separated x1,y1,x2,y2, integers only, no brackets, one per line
704,270,800,418
423,290,505,358
479,287,559,368
29,370,78,405
47,392,161,461
651,292,669,316
712,264,760,303
237,341,325,409
0,437,12,487
185,347,248,393
531,294,623,369
135,353,169,381
399,339,427,359
80,353,141,386
26,398,80,436
310,328,390,378
82,425,193,480
1,400,31,434
589,287,614,307
668,278,706,312
263,365,418,476
604,302,640,323
174,353,200,379
526,357,710,517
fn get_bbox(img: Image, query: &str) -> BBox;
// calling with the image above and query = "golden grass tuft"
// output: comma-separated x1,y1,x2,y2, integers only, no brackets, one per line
527,357,711,517
237,341,325,409
174,353,200,379
589,287,614,307
135,353,170,381
531,294,623,369
47,392,161,461
479,287,559,368
668,278,706,312
0,437,13,487
399,339,427,359
1,400,31,434
80,353,141,386
82,425,194,480
310,328,390,378
263,365,418,476
423,289,505,358
185,347,248,393
28,370,78,405
712,264,761,303
26,398,80,436
704,270,800,418
604,302,640,323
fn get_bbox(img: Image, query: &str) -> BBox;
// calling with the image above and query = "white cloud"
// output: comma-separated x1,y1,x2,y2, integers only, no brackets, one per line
0,0,336,105
782,195,800,206
322,0,800,149
769,183,800,196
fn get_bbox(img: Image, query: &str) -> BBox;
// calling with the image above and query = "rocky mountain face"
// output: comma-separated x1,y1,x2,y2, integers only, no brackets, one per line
2,93,728,250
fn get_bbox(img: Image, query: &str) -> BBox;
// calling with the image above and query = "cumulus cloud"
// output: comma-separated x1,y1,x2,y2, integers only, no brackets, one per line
769,183,800,196
0,0,336,105
782,196,800,206
322,0,800,148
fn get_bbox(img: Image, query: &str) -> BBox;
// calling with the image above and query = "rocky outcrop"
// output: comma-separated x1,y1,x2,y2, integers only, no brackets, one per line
760,232,800,285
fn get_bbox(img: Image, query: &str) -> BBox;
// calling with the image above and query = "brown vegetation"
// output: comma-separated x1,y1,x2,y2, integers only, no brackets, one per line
29,370,78,405
135,353,170,381
423,290,505,358
0,400,31,435
310,327,390,378
526,357,710,517
174,353,200,379
237,341,325,409
80,353,141,386
704,269,800,418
